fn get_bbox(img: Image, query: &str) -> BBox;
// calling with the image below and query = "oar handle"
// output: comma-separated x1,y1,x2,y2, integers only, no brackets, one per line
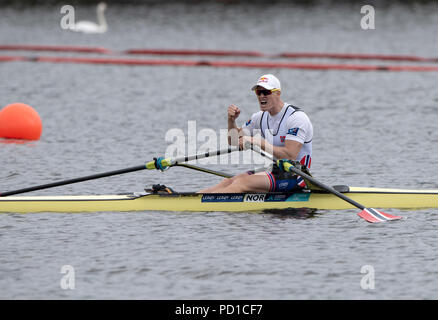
146,146,240,170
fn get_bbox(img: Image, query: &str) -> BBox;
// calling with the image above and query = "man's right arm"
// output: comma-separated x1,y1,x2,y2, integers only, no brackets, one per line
227,104,242,146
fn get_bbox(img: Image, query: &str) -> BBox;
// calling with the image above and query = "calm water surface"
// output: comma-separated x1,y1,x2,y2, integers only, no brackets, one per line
0,2,437,299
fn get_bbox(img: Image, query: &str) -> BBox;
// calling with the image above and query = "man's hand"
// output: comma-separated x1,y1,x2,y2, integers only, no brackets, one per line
239,135,253,150
228,104,241,122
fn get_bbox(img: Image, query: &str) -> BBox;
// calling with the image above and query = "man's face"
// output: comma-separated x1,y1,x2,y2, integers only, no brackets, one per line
254,86,281,111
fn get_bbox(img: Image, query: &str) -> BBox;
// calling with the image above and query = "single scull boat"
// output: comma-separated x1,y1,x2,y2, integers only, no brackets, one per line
1,186,437,213
1,146,434,222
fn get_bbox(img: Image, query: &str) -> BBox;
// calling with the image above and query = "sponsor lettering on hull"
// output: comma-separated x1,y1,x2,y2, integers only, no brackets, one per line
201,194,244,202
244,194,266,202
201,192,310,203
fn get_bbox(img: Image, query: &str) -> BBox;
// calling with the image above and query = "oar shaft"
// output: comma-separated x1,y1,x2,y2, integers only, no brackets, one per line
248,143,402,223
0,165,147,197
176,163,233,178
284,164,365,210
250,145,365,210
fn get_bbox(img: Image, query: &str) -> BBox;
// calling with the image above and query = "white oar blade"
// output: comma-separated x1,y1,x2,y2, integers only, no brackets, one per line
358,208,403,223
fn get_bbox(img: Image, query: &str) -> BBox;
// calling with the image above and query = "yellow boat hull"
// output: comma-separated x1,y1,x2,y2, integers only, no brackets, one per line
0,186,437,213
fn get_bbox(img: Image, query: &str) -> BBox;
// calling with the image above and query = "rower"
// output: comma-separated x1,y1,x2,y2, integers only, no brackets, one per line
199,74,313,193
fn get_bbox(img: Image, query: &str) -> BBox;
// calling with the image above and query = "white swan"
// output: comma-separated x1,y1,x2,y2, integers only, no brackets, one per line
72,2,107,34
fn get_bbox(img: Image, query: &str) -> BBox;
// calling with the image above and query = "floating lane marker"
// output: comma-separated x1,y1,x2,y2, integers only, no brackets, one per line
0,45,112,54
277,52,438,63
2,55,438,72
125,48,265,57
1,45,438,63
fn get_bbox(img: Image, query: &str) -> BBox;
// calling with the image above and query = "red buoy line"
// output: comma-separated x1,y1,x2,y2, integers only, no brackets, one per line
125,48,265,57
1,44,437,63
35,56,201,66
0,55,28,62
278,52,438,63
3,54,438,71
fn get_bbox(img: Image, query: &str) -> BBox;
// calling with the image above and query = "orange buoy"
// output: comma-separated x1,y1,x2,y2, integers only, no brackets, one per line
0,103,42,140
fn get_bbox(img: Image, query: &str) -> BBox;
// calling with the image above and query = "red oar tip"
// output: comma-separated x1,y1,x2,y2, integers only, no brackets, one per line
358,208,403,223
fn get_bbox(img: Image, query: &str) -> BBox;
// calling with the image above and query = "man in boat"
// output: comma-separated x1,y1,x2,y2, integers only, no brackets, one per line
200,74,313,193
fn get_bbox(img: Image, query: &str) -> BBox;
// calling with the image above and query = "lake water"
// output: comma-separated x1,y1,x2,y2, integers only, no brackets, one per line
0,1,438,300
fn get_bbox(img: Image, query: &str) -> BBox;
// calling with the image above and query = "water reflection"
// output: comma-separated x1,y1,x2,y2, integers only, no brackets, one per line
262,207,318,220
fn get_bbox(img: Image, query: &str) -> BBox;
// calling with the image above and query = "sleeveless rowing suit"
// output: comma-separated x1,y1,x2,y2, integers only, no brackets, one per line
242,103,313,192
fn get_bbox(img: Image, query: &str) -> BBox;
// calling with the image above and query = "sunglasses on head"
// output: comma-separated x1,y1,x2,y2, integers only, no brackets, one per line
255,88,279,96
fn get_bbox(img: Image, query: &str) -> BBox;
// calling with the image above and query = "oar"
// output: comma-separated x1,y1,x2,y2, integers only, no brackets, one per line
0,146,239,197
175,163,233,178
248,144,403,223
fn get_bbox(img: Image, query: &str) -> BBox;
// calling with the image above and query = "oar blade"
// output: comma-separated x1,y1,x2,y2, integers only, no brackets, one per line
358,208,403,223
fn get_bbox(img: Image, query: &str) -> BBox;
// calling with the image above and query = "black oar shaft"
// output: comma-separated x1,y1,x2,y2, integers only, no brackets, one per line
248,144,402,223
0,165,146,197
285,165,365,210
176,163,233,178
